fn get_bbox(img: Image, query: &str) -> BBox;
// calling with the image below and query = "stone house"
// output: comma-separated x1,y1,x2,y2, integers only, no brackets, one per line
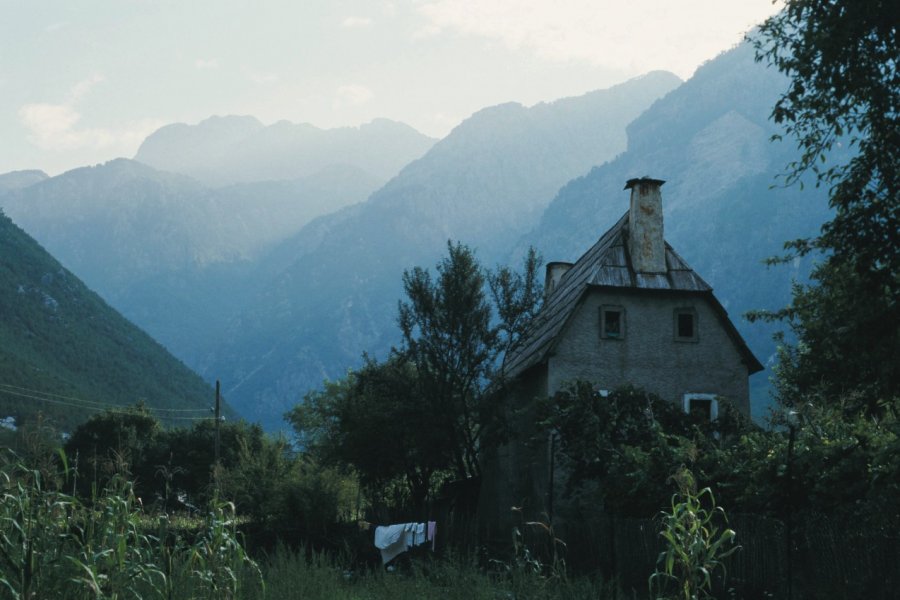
478,177,762,530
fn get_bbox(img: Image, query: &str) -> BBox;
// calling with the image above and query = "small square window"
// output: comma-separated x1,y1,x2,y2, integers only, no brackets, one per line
674,308,698,342
683,394,718,420
601,305,625,339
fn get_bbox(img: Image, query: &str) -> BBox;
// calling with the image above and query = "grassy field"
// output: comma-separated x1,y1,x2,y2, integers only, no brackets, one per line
244,547,616,600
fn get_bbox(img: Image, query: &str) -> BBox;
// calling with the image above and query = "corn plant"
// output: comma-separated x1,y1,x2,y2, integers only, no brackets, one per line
0,462,73,599
66,474,166,599
0,450,262,600
166,499,262,600
650,470,739,600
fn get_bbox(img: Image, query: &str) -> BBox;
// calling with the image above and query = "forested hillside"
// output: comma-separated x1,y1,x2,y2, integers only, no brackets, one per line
0,210,222,431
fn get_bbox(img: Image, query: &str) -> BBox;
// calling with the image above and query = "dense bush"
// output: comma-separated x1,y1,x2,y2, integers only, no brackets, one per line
538,383,900,529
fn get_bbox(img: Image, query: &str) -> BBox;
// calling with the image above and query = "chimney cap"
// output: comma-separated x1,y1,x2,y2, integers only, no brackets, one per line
624,176,666,190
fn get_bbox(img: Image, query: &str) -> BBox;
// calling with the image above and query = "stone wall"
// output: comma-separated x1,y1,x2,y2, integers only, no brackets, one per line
547,287,752,416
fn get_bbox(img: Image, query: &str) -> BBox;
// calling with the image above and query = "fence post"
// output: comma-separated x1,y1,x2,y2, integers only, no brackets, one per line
786,422,796,600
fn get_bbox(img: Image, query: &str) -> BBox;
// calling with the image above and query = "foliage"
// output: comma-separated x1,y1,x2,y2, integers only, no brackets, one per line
536,383,752,517
398,241,497,480
159,419,270,508
539,381,900,531
289,357,449,510
751,1,900,415
752,263,900,417
0,450,261,600
498,507,568,586
58,407,350,536
291,243,543,505
649,469,738,600
488,246,544,369
63,404,161,499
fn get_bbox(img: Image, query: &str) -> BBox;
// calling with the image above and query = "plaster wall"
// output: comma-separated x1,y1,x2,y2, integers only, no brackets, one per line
547,288,751,415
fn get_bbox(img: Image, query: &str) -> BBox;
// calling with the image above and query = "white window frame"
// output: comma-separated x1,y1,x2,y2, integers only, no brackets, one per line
683,393,718,420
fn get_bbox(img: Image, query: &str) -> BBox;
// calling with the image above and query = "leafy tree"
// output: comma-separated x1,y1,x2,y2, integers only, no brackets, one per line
751,1,900,415
398,241,496,480
288,357,448,510
290,243,542,506
64,405,161,499
489,246,544,369
160,419,268,506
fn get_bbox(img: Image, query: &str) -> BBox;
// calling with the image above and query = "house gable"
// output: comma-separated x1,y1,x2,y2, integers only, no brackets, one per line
503,210,762,383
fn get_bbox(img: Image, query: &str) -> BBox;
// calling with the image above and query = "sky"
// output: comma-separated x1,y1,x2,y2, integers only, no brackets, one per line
1,0,782,176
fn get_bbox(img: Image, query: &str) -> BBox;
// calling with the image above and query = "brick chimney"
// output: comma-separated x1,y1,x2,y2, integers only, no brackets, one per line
544,261,573,299
624,177,666,274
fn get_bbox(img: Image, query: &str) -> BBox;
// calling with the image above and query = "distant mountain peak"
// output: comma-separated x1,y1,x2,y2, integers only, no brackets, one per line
0,169,49,192
134,115,436,185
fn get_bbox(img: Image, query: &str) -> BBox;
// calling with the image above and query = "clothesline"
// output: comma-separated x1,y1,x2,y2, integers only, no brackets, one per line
372,520,437,565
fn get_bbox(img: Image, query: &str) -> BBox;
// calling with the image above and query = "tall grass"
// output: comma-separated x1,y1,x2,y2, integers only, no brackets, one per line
249,544,615,600
0,451,261,600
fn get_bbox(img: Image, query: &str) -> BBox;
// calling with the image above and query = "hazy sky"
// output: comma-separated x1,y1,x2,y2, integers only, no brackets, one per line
1,0,782,176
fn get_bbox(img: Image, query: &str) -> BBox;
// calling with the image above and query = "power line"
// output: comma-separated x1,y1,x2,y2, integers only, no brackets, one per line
0,385,211,421
0,382,211,413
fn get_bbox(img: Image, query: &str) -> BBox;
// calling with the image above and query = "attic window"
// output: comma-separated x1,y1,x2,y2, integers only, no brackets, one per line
601,306,625,339
674,308,698,342
683,393,718,420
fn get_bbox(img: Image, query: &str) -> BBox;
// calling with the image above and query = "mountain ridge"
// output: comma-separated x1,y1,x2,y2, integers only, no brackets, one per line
135,116,437,186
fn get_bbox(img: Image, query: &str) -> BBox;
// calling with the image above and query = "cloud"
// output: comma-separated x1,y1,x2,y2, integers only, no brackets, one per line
19,103,164,152
334,84,374,108
247,71,278,85
195,58,220,69
69,74,105,102
19,78,164,153
415,0,781,77
341,16,373,28
19,104,81,146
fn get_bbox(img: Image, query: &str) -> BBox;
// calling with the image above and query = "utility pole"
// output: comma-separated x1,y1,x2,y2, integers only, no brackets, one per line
214,380,221,468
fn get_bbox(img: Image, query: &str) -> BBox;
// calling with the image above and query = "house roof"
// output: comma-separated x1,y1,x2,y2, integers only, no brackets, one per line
503,211,764,379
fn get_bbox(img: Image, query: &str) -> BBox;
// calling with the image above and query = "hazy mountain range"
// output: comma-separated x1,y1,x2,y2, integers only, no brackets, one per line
1,42,833,431
199,70,684,428
135,116,437,186
2,70,680,429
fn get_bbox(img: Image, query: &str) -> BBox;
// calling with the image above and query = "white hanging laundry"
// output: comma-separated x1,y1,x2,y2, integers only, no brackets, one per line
374,522,431,565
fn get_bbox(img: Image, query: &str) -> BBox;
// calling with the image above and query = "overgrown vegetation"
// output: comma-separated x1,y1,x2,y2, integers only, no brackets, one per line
0,450,261,600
